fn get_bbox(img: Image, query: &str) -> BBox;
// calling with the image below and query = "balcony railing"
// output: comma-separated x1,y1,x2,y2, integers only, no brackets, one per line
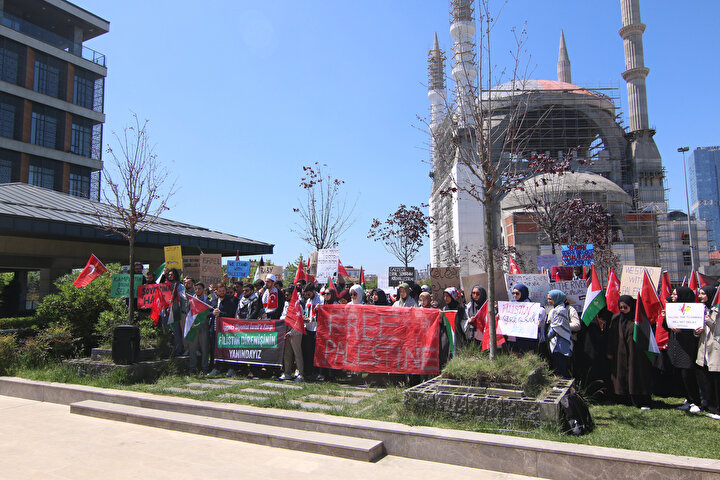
0,12,106,67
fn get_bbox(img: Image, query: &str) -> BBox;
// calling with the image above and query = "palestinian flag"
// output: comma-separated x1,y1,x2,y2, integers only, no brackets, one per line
442,311,457,358
253,257,265,282
184,296,213,342
634,290,660,360
153,262,166,284
359,266,365,290
712,287,720,309
606,268,620,315
581,265,606,326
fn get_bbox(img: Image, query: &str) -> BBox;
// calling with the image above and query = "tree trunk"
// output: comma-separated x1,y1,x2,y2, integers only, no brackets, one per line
128,229,135,325
484,200,497,360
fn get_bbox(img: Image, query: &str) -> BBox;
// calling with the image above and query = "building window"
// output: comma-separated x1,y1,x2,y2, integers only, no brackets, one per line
0,101,15,139
682,231,690,245
68,172,90,198
0,158,11,183
70,120,92,157
28,164,54,190
0,38,21,84
73,70,94,109
30,109,59,149
33,53,64,99
683,250,692,266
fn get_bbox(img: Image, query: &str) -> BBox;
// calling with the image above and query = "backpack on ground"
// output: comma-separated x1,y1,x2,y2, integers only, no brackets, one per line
560,391,594,436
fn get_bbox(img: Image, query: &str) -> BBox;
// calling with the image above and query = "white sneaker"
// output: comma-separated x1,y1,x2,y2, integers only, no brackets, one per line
293,375,304,383
278,373,292,381
706,413,720,420
640,406,651,411
689,404,702,414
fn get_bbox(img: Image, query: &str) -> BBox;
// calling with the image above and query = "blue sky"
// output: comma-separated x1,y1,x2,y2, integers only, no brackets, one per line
78,1,720,276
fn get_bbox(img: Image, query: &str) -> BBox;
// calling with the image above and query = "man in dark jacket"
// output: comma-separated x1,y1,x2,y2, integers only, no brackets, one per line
237,283,262,319
206,283,238,376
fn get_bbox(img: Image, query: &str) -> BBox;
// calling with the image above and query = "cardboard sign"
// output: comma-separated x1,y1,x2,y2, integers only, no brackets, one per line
227,260,251,278
316,248,340,283
497,301,543,339
561,244,594,266
109,274,144,298
136,282,174,310
214,318,285,366
388,266,415,287
164,246,183,271
462,271,508,301
505,273,551,305
430,267,461,306
182,255,200,281
666,303,705,330
553,279,588,309
314,304,441,375
619,265,662,298
536,254,559,271
200,254,222,287
257,265,284,282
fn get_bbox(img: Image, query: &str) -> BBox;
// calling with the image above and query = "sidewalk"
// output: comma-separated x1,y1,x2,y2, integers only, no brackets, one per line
0,395,537,480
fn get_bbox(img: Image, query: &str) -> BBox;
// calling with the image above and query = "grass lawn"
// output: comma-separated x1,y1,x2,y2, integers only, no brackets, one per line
9,364,720,460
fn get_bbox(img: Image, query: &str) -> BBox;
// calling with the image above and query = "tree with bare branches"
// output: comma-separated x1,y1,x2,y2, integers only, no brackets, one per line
96,114,176,324
426,0,570,358
292,162,357,250
368,204,430,267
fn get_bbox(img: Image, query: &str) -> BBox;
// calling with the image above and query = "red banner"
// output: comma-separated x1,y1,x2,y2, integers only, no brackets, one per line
314,304,441,375
137,282,173,310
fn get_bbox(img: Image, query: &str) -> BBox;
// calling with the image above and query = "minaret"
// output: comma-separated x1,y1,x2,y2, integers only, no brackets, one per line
557,30,571,83
450,0,477,127
619,0,649,132
428,32,446,135
619,0,665,214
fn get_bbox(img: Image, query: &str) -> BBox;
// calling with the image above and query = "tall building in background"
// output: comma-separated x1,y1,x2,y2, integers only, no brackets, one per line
0,0,107,200
689,146,720,251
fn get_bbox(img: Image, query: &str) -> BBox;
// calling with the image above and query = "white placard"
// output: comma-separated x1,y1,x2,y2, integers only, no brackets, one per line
497,301,543,339
505,273,551,305
553,279,588,309
666,303,705,330
316,248,340,284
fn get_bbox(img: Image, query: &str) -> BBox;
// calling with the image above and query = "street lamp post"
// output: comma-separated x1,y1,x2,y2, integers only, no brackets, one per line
678,146,695,272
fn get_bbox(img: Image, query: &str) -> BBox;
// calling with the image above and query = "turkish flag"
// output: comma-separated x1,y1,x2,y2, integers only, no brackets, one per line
508,257,522,274
338,259,349,278
605,268,620,315
284,288,306,334
73,254,107,287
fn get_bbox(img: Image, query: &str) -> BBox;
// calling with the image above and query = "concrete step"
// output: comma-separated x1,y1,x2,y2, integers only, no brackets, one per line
70,399,384,462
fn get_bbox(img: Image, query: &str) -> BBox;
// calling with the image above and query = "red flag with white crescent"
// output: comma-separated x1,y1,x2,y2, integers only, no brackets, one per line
73,254,107,287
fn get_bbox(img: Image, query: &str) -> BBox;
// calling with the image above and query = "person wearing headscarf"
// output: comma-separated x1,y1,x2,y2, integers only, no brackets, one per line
349,284,365,305
506,283,545,355
372,288,389,306
443,286,469,347
393,283,417,307
663,286,702,412
695,285,720,418
463,285,486,343
606,295,652,409
545,289,573,378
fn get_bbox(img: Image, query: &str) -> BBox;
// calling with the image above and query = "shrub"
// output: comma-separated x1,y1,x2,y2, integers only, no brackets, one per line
34,264,124,354
0,316,38,330
0,334,17,374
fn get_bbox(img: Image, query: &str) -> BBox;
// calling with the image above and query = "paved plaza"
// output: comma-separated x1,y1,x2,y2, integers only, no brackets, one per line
0,395,537,480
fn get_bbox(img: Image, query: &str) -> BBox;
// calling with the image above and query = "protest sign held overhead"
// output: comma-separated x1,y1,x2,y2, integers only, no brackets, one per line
317,248,340,283
561,244,594,266
182,255,200,280
137,282,173,310
619,265,661,298
227,260,251,278
505,273,550,305
430,267,461,306
164,246,183,271
388,266,415,287
200,253,222,286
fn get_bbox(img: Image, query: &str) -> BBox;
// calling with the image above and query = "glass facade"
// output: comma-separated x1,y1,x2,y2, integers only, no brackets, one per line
30,107,61,149
0,37,22,85
689,147,720,251
33,53,65,99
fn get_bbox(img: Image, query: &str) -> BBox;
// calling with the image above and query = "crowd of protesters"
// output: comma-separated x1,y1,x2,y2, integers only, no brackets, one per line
138,263,720,418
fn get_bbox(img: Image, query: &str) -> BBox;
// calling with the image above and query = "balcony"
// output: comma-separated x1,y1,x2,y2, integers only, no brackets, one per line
1,12,105,67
